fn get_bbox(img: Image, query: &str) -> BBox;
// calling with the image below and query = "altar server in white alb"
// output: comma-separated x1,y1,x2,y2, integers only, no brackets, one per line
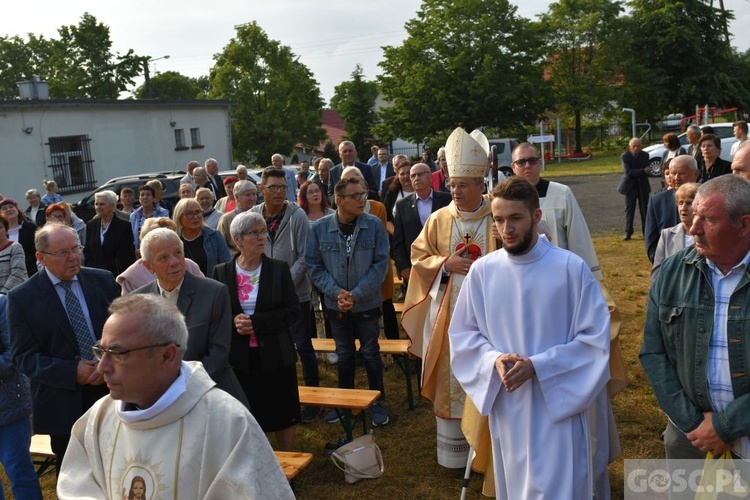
449,176,611,498
57,294,293,500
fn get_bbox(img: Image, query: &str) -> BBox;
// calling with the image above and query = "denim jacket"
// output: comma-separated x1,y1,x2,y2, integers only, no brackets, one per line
640,246,750,444
305,212,389,313
201,226,231,277
0,295,32,425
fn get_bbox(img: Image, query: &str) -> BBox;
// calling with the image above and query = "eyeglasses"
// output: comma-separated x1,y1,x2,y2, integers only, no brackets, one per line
184,210,203,219
306,188,322,195
340,192,367,201
92,342,177,363
243,229,268,239
40,245,84,259
513,157,540,168
264,185,288,193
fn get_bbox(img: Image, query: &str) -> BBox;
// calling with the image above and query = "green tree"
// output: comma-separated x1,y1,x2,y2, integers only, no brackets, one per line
377,0,549,143
625,0,746,116
539,0,623,152
208,21,326,163
134,71,205,100
330,64,379,161
46,13,145,98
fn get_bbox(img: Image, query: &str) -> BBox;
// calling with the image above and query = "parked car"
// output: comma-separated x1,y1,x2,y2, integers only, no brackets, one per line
487,138,520,177
72,172,184,222
643,123,736,177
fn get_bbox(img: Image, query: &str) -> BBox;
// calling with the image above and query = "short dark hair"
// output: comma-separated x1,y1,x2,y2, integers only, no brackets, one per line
261,166,286,184
735,121,749,134
698,133,721,149
334,177,363,197
139,185,155,197
491,176,540,213
120,187,134,196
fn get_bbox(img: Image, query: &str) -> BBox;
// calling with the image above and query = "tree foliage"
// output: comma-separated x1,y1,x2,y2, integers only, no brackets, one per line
539,0,623,152
377,0,550,143
134,71,206,100
625,0,750,116
208,22,326,164
0,13,144,99
330,64,379,161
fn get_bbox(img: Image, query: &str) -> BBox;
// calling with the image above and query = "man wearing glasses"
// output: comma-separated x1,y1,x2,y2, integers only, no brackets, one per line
8,223,119,472
401,127,498,469
306,177,390,427
57,294,294,499
251,168,319,423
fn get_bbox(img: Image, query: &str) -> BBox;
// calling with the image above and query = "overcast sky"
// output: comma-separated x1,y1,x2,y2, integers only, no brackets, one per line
4,0,750,104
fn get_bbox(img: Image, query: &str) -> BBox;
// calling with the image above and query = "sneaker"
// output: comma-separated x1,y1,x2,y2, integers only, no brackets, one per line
370,402,389,427
325,408,342,424
326,353,339,364
300,405,320,424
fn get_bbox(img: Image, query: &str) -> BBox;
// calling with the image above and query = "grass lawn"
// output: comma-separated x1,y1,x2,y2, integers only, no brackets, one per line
3,232,662,499
540,150,623,177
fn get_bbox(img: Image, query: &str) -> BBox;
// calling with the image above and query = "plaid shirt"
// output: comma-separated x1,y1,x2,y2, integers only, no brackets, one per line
707,249,750,458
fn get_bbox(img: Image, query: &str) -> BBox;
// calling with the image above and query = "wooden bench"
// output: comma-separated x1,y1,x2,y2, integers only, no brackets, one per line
311,338,419,410
275,451,313,481
31,434,313,483
298,386,381,440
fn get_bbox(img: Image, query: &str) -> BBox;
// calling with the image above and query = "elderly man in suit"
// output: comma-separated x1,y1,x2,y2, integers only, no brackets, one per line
327,141,377,207
392,163,451,283
84,190,136,277
133,228,248,408
619,137,652,241
8,223,119,471
205,158,227,199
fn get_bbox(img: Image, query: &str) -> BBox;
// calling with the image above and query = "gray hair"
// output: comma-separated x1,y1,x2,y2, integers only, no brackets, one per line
195,187,213,199
193,167,207,178
318,158,334,169
34,222,77,252
139,217,177,241
437,147,446,160
687,124,701,135
95,190,118,206
233,179,257,197
140,227,183,264
236,164,248,174
338,140,355,152
341,166,364,180
230,211,266,239
204,158,217,168
697,175,750,224
271,153,284,163
108,294,188,356
670,155,698,171
25,189,41,198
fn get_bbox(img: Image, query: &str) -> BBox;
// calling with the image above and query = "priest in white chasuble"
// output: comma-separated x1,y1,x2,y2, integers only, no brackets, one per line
449,176,611,499
401,127,498,469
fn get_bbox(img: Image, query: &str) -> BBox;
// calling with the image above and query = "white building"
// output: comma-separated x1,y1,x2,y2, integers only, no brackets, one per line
0,98,232,204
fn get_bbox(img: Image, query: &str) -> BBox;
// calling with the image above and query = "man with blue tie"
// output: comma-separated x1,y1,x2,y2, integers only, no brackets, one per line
8,223,119,472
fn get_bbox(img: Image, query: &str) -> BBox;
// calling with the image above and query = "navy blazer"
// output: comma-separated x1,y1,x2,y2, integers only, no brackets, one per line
391,191,452,272
327,161,378,207
84,215,136,277
8,267,118,434
620,150,652,194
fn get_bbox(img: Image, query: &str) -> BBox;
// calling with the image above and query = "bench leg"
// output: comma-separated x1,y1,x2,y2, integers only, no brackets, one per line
336,409,354,441
394,354,417,410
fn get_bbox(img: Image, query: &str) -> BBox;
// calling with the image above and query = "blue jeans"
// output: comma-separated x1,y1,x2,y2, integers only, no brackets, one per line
328,308,385,397
0,416,42,499
292,301,319,387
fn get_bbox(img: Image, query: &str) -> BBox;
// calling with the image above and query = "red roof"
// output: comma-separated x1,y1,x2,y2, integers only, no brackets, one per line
295,109,348,154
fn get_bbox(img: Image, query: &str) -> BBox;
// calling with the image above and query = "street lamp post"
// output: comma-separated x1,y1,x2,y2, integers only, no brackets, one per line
144,55,170,99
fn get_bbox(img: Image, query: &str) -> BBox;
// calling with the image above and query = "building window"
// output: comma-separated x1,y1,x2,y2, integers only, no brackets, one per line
190,128,204,149
174,129,188,151
47,135,96,193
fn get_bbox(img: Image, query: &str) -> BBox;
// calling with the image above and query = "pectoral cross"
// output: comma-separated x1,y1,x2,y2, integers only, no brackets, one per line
463,233,471,257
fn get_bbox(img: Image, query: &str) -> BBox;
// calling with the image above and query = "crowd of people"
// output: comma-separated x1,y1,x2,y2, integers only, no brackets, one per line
5,121,750,497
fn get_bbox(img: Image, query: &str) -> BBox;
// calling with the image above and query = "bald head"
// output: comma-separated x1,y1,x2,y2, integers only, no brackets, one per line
628,138,642,154
410,162,432,197
187,161,200,174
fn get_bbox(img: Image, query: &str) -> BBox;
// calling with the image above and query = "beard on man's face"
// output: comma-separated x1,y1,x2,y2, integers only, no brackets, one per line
503,226,535,256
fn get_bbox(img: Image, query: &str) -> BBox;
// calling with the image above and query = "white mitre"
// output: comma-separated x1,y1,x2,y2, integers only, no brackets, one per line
445,127,490,178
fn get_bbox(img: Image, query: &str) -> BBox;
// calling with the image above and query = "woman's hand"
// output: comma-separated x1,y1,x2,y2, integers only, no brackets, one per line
234,313,254,335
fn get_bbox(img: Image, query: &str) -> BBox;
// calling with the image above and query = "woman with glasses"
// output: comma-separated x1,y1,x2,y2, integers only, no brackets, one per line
45,203,86,246
0,199,37,277
172,198,230,277
212,212,301,451
381,157,414,234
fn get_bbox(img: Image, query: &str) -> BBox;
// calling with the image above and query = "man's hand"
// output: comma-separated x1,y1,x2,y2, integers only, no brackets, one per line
644,166,652,175
495,353,535,393
234,313,254,336
399,268,411,280
445,247,474,275
76,360,99,385
337,290,354,311
687,412,732,455
85,368,105,386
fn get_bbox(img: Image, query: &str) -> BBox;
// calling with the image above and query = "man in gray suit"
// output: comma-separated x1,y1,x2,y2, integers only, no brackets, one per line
133,228,248,408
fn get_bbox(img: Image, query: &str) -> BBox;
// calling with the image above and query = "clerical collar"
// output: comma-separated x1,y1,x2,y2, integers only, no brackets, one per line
456,198,485,218
117,362,190,423
535,178,550,198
